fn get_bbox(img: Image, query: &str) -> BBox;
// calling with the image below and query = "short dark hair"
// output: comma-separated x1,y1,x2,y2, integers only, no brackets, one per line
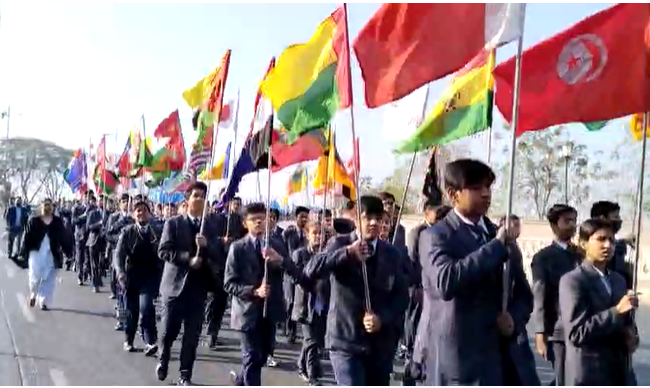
345,200,355,211
590,201,620,219
295,206,310,217
499,214,520,227
357,195,384,218
378,192,395,202
547,204,577,225
120,193,130,202
318,208,332,218
444,159,495,192
270,208,280,220
185,181,208,199
232,196,242,203
434,205,452,221
578,218,614,242
244,202,266,217
423,198,440,212
133,200,150,212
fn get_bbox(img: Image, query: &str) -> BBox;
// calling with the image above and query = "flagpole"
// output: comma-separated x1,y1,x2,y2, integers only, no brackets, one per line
320,134,331,251
224,89,241,237
262,114,274,318
632,113,648,294
502,31,525,312
140,114,147,196
342,3,371,314
392,84,430,245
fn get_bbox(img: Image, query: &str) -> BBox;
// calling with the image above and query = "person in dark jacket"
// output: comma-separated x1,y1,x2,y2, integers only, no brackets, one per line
114,199,162,356
156,182,223,386
20,198,72,310
590,201,635,289
86,195,109,293
402,202,451,385
281,206,310,345
292,221,328,385
72,191,93,285
559,218,639,385
4,197,29,259
106,194,133,331
378,191,406,249
304,195,409,386
225,202,301,386
531,204,581,386
417,159,521,386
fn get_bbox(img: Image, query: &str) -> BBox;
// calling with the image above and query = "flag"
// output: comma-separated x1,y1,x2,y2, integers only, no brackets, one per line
260,5,352,144
96,137,107,166
354,3,525,108
272,127,329,173
422,147,443,205
64,149,87,193
312,133,356,200
116,137,132,177
182,50,232,111
382,86,429,143
153,110,186,171
345,136,360,183
494,4,650,136
93,164,118,195
396,50,494,153
283,164,308,204
631,113,647,141
199,143,232,181
583,121,608,131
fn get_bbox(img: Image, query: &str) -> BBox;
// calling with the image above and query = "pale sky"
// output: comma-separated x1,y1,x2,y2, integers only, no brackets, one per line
0,2,623,202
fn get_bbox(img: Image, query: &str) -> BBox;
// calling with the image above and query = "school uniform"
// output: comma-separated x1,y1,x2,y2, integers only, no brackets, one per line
304,233,409,386
418,210,525,385
224,233,300,386
559,261,638,385
292,247,329,382
282,225,307,341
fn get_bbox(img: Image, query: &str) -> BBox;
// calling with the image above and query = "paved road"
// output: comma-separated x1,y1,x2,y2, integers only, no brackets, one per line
1,240,650,385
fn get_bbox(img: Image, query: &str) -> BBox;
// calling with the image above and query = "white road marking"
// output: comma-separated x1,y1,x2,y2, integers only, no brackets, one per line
15,293,35,323
49,368,68,386
5,264,15,279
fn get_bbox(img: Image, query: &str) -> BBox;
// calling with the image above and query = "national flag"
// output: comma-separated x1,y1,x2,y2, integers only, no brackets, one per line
93,164,118,195
260,5,352,144
271,127,329,173
312,133,356,200
283,164,308,204
422,147,444,205
382,86,429,143
182,50,232,111
494,4,650,136
153,110,186,171
116,137,132,177
396,49,495,153
199,142,232,181
354,3,525,108
96,137,107,166
631,113,647,141
64,149,87,193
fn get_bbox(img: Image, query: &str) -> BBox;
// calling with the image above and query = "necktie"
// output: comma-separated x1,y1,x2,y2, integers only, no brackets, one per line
255,238,262,256
468,224,487,245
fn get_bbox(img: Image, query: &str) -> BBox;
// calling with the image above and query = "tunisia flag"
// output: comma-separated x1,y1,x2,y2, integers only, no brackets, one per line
494,4,650,136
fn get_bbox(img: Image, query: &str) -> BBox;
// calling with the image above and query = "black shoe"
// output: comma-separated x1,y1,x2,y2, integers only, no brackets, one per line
114,322,124,331
144,344,158,357
177,377,192,386
123,342,135,352
77,280,84,286
308,380,322,386
109,294,116,300
92,287,99,293
156,363,168,381
288,334,297,345
209,336,219,350
40,305,49,311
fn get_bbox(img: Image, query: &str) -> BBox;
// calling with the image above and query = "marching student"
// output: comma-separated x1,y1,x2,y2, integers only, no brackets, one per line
105,194,133,330
156,181,223,386
590,201,635,289
224,202,299,386
379,191,406,248
85,194,108,293
559,218,639,385
281,206,310,344
292,220,329,385
114,199,162,356
72,191,93,285
304,195,409,386
418,159,523,385
402,202,451,385
531,204,581,386
21,198,72,310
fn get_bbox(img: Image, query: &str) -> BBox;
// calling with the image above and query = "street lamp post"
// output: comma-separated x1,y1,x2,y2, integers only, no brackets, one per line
560,142,574,205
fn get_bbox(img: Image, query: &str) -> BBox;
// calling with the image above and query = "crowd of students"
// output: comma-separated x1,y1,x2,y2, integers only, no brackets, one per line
5,157,642,386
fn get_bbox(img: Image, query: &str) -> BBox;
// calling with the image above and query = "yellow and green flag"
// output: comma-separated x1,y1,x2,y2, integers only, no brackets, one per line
260,6,351,145
395,49,495,154
282,164,308,204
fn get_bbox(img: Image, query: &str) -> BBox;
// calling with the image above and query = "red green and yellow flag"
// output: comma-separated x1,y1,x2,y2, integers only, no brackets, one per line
260,5,352,144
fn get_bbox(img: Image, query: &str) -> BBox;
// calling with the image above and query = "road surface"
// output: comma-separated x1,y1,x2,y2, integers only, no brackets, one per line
2,235,650,385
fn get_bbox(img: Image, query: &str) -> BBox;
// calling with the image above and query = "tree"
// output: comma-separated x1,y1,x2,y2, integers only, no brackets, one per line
0,138,73,204
496,125,609,219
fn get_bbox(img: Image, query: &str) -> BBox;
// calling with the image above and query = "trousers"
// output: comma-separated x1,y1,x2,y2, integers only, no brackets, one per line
236,318,275,386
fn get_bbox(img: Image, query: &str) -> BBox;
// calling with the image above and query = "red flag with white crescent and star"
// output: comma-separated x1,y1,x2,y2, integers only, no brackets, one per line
494,3,650,136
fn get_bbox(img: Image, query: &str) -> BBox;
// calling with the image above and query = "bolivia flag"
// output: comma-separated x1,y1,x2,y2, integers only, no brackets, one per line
260,5,352,145
395,49,495,154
